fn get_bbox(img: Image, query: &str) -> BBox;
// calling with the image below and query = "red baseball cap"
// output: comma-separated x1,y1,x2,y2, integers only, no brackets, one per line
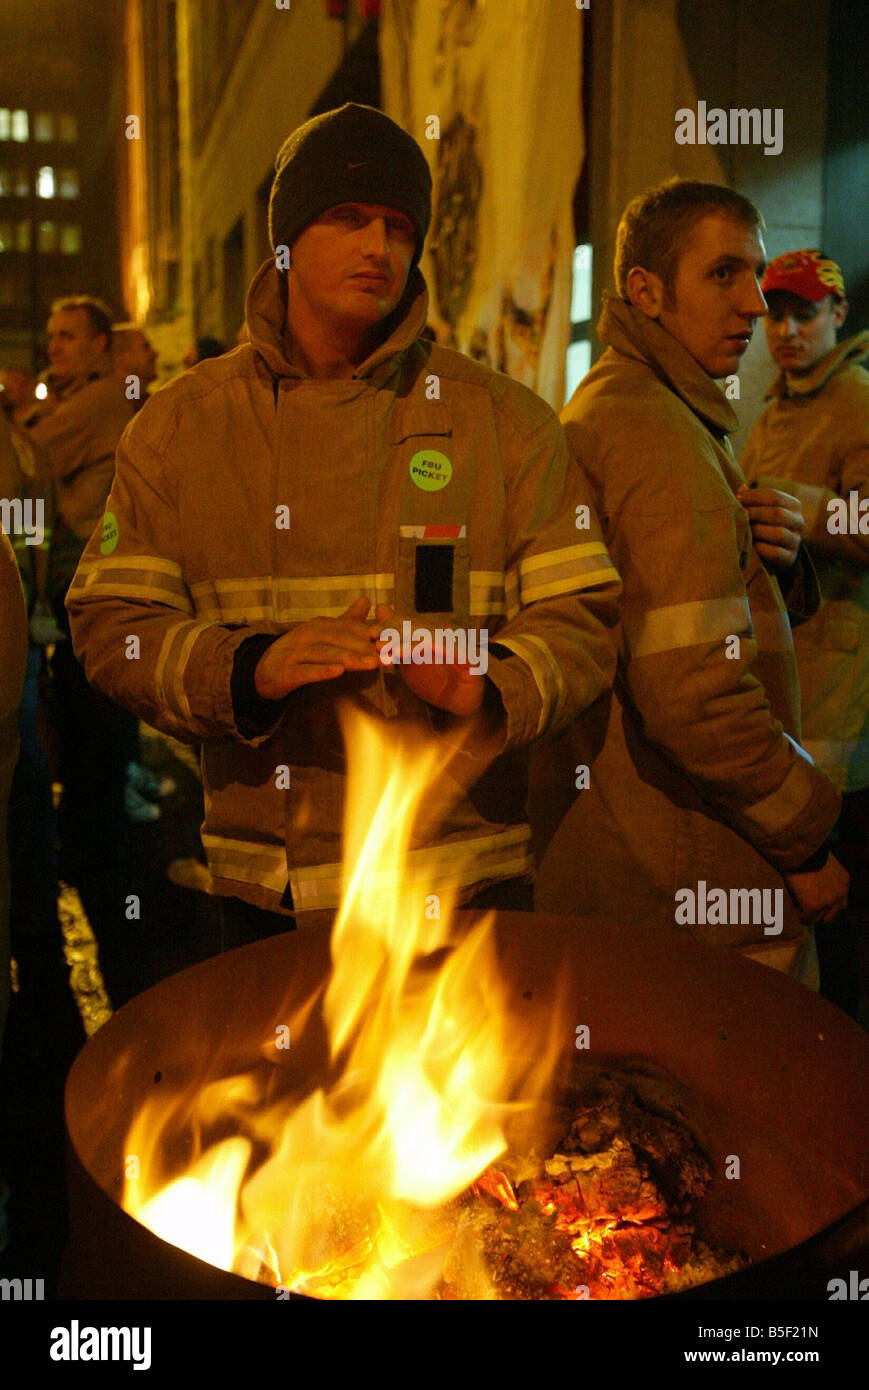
762,249,845,303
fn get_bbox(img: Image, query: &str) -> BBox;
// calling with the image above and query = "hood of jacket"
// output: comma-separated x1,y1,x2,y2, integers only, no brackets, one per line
767,328,869,400
597,292,739,437
245,257,430,390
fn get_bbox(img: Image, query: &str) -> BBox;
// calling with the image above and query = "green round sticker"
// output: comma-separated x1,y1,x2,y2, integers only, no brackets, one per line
409,449,452,492
100,510,119,555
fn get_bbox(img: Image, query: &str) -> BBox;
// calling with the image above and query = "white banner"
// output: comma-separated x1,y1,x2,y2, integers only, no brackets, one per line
380,0,583,408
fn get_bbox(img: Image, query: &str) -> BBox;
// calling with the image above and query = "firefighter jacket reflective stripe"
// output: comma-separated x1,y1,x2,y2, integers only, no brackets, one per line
66,260,621,917
740,331,869,792
530,295,841,963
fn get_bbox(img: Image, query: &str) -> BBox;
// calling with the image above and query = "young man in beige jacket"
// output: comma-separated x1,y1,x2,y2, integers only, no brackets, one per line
741,250,869,1011
67,104,621,947
532,180,847,980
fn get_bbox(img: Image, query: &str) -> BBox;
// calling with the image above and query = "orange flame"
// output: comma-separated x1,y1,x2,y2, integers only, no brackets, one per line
123,707,565,1298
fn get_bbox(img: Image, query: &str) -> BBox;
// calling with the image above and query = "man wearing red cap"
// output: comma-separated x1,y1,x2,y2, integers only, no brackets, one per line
741,250,869,1014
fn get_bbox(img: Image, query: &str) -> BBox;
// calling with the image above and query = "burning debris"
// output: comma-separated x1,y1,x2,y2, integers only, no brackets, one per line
445,1070,746,1299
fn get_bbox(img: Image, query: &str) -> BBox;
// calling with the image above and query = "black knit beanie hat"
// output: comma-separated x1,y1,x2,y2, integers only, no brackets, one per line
268,103,432,266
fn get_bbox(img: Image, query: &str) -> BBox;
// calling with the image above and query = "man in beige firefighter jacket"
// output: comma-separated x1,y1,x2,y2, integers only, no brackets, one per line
531,179,848,979
741,250,869,1011
67,104,621,945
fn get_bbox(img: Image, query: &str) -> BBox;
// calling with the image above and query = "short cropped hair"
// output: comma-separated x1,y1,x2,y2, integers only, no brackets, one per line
50,295,114,346
614,179,763,304
110,322,145,352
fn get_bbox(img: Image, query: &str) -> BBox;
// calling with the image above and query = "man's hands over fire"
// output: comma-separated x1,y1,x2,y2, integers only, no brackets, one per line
254,596,383,699
374,603,488,718
737,485,805,572
254,597,500,723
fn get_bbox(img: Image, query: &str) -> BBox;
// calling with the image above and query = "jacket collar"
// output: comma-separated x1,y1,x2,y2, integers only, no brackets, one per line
49,353,115,403
597,292,739,436
245,258,430,387
767,328,869,400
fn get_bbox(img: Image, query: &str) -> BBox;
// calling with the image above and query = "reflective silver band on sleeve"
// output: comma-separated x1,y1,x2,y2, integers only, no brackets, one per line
495,632,566,735
71,554,193,613
626,595,752,659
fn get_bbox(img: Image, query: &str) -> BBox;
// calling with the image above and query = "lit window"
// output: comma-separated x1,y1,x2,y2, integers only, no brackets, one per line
34,112,55,142
59,224,81,255
16,220,30,251
12,110,28,142
564,243,594,405
569,244,593,324
14,168,28,196
0,169,9,196
58,168,78,199
0,110,10,140
37,220,57,252
565,341,592,401
37,166,55,199
0,221,12,252
58,113,78,143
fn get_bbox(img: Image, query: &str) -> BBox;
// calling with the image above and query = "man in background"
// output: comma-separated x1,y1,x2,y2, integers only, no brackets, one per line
741,250,869,1013
29,296,135,880
112,324,159,406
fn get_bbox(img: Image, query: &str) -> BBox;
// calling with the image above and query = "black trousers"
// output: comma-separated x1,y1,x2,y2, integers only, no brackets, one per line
218,877,534,953
49,589,134,875
816,787,869,1017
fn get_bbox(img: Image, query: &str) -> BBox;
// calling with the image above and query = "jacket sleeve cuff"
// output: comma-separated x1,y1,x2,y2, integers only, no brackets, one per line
746,771,841,872
790,839,833,874
778,544,821,625
484,643,545,749
230,632,291,742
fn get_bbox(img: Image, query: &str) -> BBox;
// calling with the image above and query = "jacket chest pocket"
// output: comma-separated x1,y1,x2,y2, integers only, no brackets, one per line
387,401,470,626
396,533,470,626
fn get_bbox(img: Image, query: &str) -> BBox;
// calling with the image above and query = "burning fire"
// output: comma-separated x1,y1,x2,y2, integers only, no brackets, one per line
122,708,566,1298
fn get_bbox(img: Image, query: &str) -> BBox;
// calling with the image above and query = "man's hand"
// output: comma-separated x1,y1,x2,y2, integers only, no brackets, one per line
254,596,381,699
737,485,805,572
375,604,486,717
783,852,850,925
